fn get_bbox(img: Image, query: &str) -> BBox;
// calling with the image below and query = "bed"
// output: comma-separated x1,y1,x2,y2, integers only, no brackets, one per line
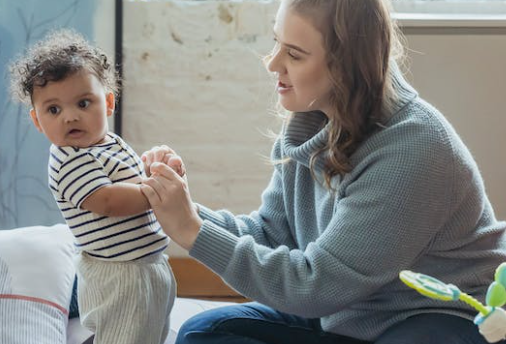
0,224,242,344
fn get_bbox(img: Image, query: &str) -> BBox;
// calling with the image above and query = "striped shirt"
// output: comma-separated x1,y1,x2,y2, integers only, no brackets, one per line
48,132,168,261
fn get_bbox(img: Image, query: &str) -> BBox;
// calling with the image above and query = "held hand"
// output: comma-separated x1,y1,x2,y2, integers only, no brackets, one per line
141,145,186,178
141,162,201,250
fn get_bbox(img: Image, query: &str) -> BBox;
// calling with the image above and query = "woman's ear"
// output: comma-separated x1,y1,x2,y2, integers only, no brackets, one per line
106,92,115,117
29,108,43,132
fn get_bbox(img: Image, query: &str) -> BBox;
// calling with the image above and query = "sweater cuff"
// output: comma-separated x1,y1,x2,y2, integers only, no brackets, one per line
195,203,229,228
189,220,238,275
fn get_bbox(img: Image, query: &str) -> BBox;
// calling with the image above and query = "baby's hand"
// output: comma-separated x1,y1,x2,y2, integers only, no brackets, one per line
141,145,185,178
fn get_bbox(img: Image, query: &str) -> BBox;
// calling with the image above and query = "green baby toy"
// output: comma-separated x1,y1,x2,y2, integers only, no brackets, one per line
399,263,506,343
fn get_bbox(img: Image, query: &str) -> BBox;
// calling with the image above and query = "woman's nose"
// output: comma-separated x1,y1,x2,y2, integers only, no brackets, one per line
266,46,283,74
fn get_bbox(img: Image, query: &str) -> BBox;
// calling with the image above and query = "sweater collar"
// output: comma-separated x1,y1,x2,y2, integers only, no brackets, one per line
281,62,418,171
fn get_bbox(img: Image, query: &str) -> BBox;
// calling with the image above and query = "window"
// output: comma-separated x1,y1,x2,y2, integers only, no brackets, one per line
393,0,506,15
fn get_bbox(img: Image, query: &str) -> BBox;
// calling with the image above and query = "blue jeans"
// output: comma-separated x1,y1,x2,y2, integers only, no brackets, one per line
175,302,500,344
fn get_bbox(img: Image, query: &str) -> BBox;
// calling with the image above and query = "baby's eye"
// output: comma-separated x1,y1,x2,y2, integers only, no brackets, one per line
48,106,61,115
78,99,91,108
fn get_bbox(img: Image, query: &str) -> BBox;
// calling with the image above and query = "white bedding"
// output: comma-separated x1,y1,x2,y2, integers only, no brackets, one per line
0,225,76,343
67,297,235,344
0,224,234,344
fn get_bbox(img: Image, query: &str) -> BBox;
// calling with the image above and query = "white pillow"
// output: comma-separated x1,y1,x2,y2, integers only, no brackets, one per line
0,224,76,344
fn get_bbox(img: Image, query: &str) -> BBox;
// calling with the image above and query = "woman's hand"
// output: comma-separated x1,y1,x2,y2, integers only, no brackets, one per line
141,145,186,178
141,162,202,251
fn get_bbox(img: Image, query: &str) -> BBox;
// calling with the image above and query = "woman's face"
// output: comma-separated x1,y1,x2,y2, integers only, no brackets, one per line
267,1,333,115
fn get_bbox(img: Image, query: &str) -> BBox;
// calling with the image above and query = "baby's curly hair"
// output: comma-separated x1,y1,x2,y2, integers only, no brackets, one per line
9,29,119,105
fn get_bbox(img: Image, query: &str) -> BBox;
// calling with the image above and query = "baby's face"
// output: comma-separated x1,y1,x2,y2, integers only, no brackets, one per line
29,70,114,148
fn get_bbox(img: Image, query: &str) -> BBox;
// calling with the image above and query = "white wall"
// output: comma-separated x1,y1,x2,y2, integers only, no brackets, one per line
123,1,506,256
402,30,506,221
123,0,279,255
94,0,116,131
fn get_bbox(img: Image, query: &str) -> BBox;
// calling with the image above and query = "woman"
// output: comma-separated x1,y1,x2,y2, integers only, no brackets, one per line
141,0,506,343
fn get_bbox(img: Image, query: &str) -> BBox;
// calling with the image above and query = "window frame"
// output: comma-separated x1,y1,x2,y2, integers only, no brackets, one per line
393,0,506,15
392,0,506,28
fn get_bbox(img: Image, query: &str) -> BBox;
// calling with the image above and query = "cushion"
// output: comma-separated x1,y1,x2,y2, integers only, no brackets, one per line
0,224,76,344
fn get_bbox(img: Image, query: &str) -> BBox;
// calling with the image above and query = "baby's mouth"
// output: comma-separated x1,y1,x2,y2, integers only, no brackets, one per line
68,129,83,136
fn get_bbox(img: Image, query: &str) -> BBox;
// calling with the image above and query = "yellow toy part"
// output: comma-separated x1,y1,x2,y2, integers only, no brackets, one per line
399,270,490,316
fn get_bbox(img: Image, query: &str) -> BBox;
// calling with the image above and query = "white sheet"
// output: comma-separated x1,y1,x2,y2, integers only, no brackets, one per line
67,297,235,344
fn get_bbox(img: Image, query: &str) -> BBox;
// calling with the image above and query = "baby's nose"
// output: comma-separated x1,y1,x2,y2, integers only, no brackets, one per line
63,111,79,122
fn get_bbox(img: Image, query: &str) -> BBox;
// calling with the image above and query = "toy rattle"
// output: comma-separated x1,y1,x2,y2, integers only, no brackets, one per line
400,263,506,343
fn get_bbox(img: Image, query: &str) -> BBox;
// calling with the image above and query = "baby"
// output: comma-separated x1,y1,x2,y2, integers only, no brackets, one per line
9,29,175,344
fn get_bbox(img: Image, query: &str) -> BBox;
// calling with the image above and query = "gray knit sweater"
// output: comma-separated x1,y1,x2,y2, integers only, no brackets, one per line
190,70,506,340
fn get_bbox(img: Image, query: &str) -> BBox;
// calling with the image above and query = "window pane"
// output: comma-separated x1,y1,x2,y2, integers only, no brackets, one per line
393,0,506,15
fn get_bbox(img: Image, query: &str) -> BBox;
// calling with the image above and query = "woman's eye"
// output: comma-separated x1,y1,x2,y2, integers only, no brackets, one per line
78,99,91,108
272,39,280,52
48,106,60,115
287,50,300,60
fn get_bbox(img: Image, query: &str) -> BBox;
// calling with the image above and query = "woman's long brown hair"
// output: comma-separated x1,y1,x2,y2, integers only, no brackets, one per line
288,0,404,189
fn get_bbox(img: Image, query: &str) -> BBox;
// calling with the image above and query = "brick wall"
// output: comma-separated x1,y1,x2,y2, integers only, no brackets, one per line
123,0,280,255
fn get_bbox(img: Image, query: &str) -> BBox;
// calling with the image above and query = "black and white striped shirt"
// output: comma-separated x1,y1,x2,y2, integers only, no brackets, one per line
48,132,168,261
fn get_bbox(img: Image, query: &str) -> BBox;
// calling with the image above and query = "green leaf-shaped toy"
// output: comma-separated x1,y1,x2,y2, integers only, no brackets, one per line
486,281,506,307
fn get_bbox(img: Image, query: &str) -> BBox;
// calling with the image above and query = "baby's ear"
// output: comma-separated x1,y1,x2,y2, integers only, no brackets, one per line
29,109,43,132
106,92,115,116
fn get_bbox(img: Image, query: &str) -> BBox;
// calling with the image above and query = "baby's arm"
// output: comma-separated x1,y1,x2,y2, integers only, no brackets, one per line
81,183,149,217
